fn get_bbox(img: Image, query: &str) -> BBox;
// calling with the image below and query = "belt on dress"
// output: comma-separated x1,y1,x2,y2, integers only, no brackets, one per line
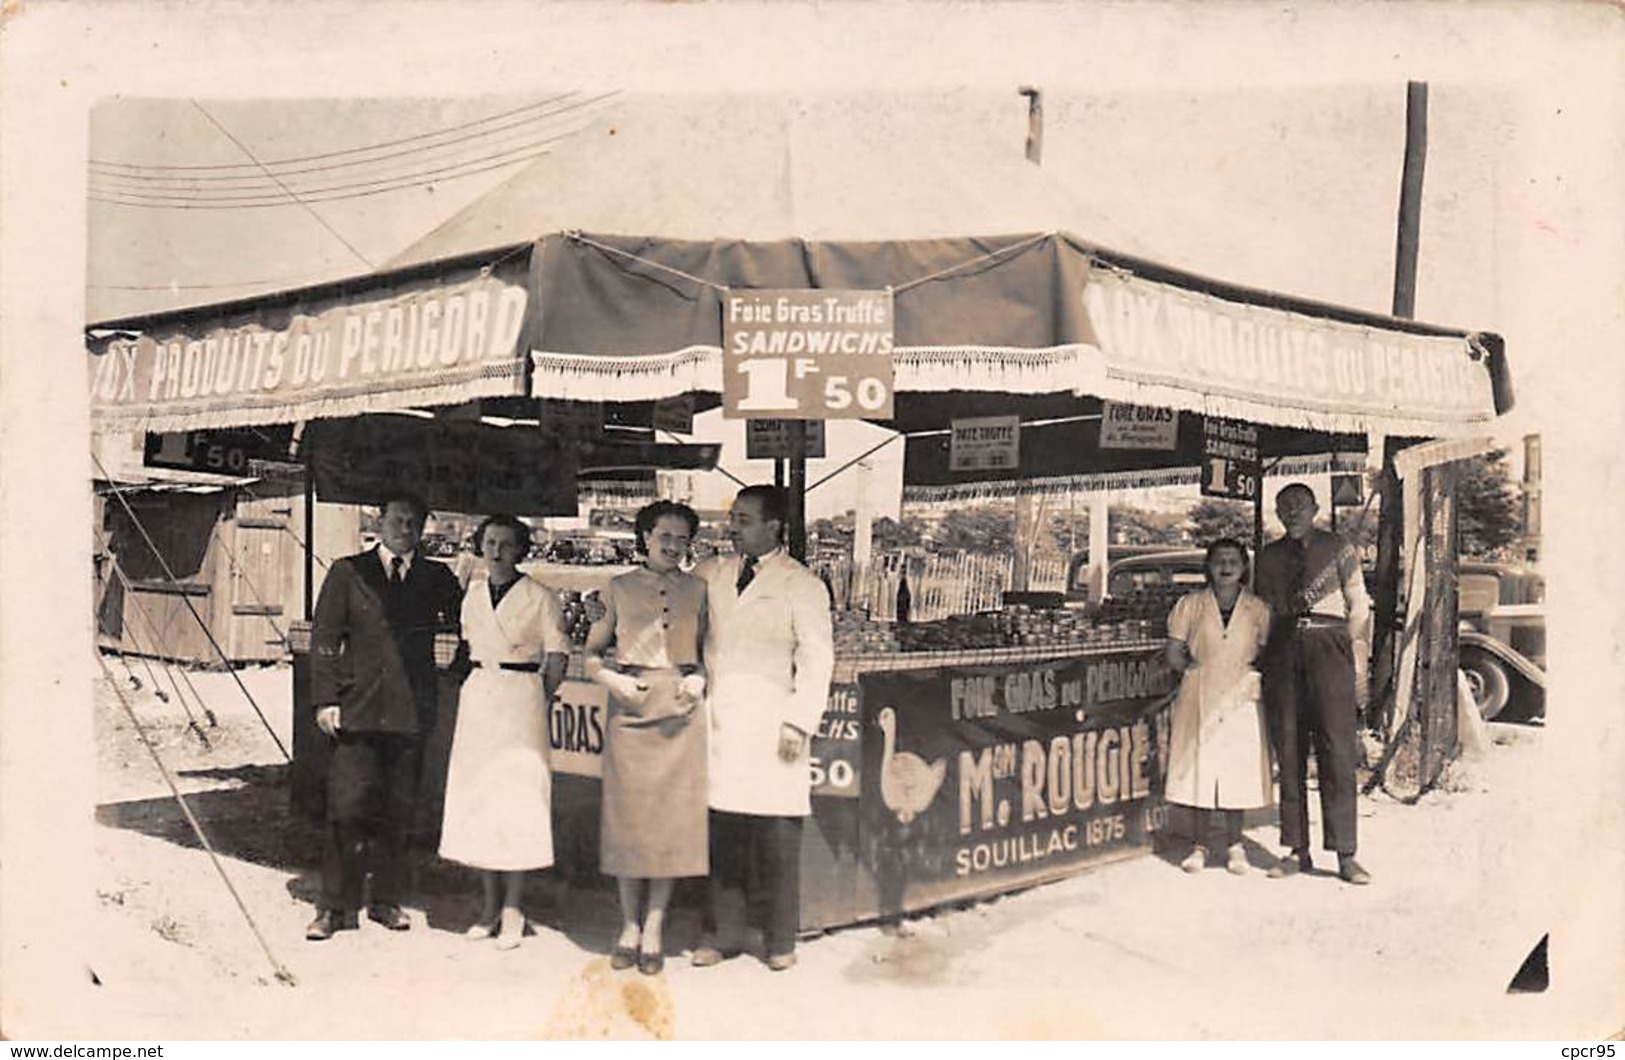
617,662,700,677
1294,615,1347,631
469,660,542,673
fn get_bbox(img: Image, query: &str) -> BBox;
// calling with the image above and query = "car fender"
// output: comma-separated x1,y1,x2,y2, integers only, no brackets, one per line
1458,629,1546,688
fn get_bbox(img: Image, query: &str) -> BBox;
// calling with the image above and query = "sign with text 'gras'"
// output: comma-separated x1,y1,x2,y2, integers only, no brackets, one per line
723,290,894,419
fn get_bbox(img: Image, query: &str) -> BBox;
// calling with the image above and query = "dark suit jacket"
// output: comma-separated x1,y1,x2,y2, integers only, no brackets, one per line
310,548,463,736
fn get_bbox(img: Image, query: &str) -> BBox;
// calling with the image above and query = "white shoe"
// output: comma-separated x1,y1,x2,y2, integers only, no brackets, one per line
1180,846,1206,873
1226,844,1249,875
495,910,525,951
465,918,499,941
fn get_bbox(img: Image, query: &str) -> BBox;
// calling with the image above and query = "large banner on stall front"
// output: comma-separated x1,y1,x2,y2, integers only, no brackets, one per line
306,415,578,516
857,648,1175,916
88,260,533,433
1083,268,1496,426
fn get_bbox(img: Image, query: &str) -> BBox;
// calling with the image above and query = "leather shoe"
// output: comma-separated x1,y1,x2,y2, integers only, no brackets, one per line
690,943,725,968
765,952,797,972
305,909,357,941
638,950,665,976
1338,856,1372,885
1267,852,1312,879
366,904,411,931
610,945,637,971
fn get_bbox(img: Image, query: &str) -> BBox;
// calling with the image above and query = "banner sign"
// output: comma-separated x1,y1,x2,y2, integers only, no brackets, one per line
549,679,607,779
1099,402,1179,450
89,263,532,432
144,425,295,475
305,415,578,516
856,648,1174,915
949,415,1021,472
811,683,862,799
1083,269,1495,424
723,289,894,419
547,679,861,798
1201,416,1260,500
745,419,827,460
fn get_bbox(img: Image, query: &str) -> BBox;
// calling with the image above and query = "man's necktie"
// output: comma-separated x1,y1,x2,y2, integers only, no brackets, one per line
390,555,405,585
736,554,757,595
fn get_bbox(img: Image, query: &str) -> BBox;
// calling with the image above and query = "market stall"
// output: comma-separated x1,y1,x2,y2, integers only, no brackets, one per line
87,226,1513,933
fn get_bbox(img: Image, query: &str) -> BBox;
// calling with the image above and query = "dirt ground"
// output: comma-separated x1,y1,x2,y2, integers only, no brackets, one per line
56,659,1619,1039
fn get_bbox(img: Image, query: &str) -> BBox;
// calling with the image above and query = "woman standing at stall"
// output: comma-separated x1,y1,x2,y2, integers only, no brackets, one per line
583,500,708,976
1164,537,1274,875
440,514,569,949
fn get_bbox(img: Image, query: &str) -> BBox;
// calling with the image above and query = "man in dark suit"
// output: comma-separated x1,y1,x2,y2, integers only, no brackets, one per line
305,491,463,940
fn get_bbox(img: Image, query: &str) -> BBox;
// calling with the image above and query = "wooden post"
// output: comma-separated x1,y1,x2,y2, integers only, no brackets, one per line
1371,80,1430,730
1392,81,1428,319
787,422,808,563
303,444,316,622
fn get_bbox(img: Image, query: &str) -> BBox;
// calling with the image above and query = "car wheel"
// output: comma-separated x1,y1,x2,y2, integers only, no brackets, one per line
1460,652,1512,721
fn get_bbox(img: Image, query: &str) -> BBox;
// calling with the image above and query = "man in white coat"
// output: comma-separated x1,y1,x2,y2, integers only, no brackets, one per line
690,485,834,971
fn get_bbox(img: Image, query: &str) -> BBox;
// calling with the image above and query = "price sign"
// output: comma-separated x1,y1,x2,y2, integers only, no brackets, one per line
1099,402,1178,450
950,415,1021,472
144,427,294,475
723,289,894,419
1201,416,1260,500
746,419,827,460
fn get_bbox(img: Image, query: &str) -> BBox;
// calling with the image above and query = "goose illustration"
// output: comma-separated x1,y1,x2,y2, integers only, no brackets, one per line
876,706,948,825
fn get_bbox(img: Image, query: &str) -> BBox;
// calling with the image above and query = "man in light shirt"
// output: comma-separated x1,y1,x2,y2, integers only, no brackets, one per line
1254,483,1373,885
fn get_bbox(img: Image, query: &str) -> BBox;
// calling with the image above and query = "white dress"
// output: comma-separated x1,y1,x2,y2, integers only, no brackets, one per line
438,575,569,871
1164,589,1274,810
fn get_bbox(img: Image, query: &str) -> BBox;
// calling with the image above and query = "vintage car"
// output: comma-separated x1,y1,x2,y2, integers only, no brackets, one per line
1457,561,1546,722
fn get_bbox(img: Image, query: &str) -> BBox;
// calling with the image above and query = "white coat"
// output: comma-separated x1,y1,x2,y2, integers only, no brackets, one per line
1164,589,1274,810
695,549,835,817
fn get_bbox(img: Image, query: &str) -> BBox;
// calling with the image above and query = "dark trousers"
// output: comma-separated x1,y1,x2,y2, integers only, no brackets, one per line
321,732,422,912
1263,627,1359,856
701,809,803,958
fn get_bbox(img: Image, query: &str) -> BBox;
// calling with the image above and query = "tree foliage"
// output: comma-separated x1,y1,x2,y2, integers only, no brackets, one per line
872,514,926,551
1109,506,1185,546
1456,449,1524,559
935,503,1017,554
1187,499,1255,547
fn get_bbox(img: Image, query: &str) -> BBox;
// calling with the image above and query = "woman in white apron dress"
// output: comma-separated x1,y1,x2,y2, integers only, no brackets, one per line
1164,538,1274,875
584,500,708,976
439,515,569,949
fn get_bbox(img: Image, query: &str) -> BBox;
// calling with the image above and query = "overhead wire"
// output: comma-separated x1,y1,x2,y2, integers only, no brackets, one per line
91,130,588,205
187,100,374,270
93,648,297,986
90,92,617,185
91,91,603,171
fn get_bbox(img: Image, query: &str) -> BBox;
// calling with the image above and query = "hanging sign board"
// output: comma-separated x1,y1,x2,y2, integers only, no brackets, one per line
1331,473,1365,507
651,394,696,434
88,260,533,433
305,416,578,516
1201,416,1260,500
144,425,295,475
722,289,894,420
1099,402,1179,450
746,419,827,460
949,415,1021,472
